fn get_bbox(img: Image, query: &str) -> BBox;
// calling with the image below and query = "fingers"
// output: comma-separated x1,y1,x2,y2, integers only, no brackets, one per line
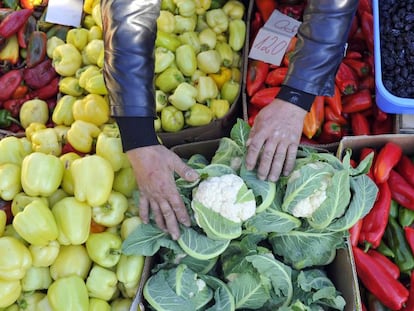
173,155,199,182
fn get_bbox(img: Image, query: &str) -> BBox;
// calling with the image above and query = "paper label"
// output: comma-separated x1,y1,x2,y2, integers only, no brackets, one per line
45,0,83,27
248,10,302,66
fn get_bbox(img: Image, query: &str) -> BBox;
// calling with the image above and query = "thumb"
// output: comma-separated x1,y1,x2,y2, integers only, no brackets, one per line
173,156,199,181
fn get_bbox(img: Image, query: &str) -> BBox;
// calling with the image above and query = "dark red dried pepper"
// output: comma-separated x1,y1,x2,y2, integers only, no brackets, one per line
249,86,280,108
0,69,23,101
352,245,409,310
3,97,27,117
388,169,414,210
16,14,35,49
359,181,391,249
23,58,57,89
342,89,373,114
351,112,370,136
246,60,269,97
26,30,47,68
0,8,32,38
373,142,403,184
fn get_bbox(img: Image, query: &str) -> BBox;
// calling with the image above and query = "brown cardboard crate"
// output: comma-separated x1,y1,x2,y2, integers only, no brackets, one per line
130,138,362,311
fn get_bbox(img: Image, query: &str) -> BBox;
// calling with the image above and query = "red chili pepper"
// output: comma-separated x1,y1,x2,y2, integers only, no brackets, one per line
26,30,47,68
352,245,409,310
315,120,343,144
404,226,414,254
246,60,269,97
265,66,288,87
324,84,342,116
335,61,359,95
359,181,391,249
255,0,277,22
250,12,263,44
324,105,347,125
28,76,59,100
249,86,280,108
349,219,363,247
351,112,370,136
366,249,400,280
23,58,57,89
11,84,28,99
0,69,23,101
371,117,394,135
396,155,414,188
360,11,374,53
401,271,414,311
16,14,35,49
373,142,403,184
388,169,414,210
0,8,32,38
342,89,373,114
343,58,371,79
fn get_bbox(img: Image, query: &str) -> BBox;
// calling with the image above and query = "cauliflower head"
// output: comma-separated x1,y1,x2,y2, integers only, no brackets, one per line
192,173,256,223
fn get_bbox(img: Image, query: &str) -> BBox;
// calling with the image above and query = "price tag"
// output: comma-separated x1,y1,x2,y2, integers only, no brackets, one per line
45,0,83,27
248,10,302,66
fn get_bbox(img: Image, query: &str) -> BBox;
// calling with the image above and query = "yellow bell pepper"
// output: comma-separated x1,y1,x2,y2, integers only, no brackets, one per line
215,42,233,68
25,122,46,142
0,210,6,237
95,124,126,172
83,14,96,30
168,82,198,111
175,44,197,77
13,199,59,246
157,10,176,33
173,15,197,33
21,266,52,291
0,236,32,281
85,73,108,95
185,103,213,126
47,36,65,59
86,232,122,268
88,25,103,41
116,254,144,298
2,224,25,245
110,298,133,311
66,120,101,153
89,298,111,311
222,0,245,19
0,279,21,308
19,137,32,158
11,192,48,217
60,152,81,195
86,265,118,301
198,27,217,50
206,8,229,33
47,188,69,209
71,155,114,206
29,240,60,268
196,76,219,103
160,105,184,132
59,76,84,97
92,4,102,29
52,43,82,77
155,67,185,93
77,65,100,89
195,0,212,14
49,244,92,280
83,0,100,14
113,166,138,198
66,28,89,51
47,275,89,311
36,294,53,311
16,292,46,311
0,35,18,65
0,136,29,166
53,126,70,145
21,152,64,197
72,94,109,126
179,31,201,54
221,79,240,103
30,128,62,156
0,163,21,201
82,39,104,65
197,50,221,74
92,190,128,227
52,95,76,126
209,98,230,118
120,216,142,240
155,30,181,52
52,196,92,245
19,99,49,129
209,66,232,89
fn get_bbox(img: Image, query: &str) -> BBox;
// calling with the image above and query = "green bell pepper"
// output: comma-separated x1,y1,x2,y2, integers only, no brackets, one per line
196,76,219,103
155,31,181,52
28,240,60,268
0,136,29,166
209,98,230,118
161,105,184,132
92,191,128,227
173,15,197,34
21,266,52,291
206,8,228,33
0,236,32,281
222,0,245,19
198,27,217,50
221,79,240,103
113,166,138,198
399,206,414,227
161,0,176,11
71,155,114,206
116,254,144,298
197,50,221,74
155,89,168,112
89,298,111,311
52,196,92,245
82,39,104,65
50,244,92,280
228,19,246,52
120,216,142,240
47,275,89,311
16,291,45,311
0,163,21,201
86,265,118,301
195,0,212,14
157,10,176,33
176,44,197,77
13,199,58,246
154,47,175,74
177,0,196,16
168,82,198,111
179,31,201,54
21,152,64,197
60,152,81,195
52,95,76,126
11,192,48,216
86,231,122,268
155,67,185,93
95,124,126,172
0,279,21,308
110,298,132,311
185,103,213,126
215,42,233,67
19,99,49,129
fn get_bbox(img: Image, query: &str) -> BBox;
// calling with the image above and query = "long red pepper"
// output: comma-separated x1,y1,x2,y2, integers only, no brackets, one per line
373,142,403,184
366,248,400,280
348,218,363,247
351,112,370,136
404,226,414,255
265,66,288,86
335,61,358,95
359,147,376,180
402,271,414,311
246,60,269,97
359,181,391,249
396,155,414,188
360,11,374,53
0,69,23,101
353,245,409,310
0,8,32,38
255,0,277,22
324,105,347,125
341,89,373,114
249,86,280,108
388,169,414,210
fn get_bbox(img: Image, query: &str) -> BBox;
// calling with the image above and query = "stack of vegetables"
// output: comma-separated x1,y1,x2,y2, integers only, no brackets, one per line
349,140,414,310
246,0,393,144
153,0,246,133
122,119,379,310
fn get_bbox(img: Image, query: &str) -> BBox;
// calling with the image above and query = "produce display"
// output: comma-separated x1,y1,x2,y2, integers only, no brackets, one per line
122,119,378,310
246,0,393,144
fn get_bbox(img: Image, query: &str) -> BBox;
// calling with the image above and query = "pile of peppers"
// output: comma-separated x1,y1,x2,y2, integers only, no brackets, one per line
246,0,393,144
349,141,414,310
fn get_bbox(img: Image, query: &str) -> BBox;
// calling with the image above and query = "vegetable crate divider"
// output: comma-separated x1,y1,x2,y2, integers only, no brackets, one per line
336,133,414,310
130,138,362,311
156,0,251,149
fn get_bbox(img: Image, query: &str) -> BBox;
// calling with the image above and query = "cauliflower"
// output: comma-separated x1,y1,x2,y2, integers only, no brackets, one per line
192,173,256,223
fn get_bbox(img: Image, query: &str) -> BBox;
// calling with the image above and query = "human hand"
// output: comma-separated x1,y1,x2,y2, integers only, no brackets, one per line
245,98,307,181
126,145,199,240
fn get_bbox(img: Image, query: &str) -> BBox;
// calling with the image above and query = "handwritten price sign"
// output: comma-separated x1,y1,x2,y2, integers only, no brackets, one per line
249,10,302,66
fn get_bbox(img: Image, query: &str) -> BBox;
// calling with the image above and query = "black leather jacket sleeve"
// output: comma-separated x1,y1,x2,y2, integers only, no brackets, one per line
282,0,358,97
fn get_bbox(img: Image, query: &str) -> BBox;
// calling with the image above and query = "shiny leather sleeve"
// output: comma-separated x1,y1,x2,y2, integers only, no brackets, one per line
284,0,358,96
101,0,161,117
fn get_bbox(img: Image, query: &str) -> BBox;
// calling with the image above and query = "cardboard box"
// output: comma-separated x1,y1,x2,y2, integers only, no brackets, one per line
130,139,363,311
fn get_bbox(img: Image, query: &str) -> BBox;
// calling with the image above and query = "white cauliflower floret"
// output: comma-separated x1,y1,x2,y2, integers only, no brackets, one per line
192,174,256,223
291,178,329,218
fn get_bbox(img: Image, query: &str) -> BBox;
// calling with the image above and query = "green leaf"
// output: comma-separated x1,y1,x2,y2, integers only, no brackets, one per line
177,226,230,260
230,118,250,149
243,209,301,234
211,137,244,171
349,149,374,176
201,275,236,311
199,163,236,178
186,153,209,169
227,273,270,309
